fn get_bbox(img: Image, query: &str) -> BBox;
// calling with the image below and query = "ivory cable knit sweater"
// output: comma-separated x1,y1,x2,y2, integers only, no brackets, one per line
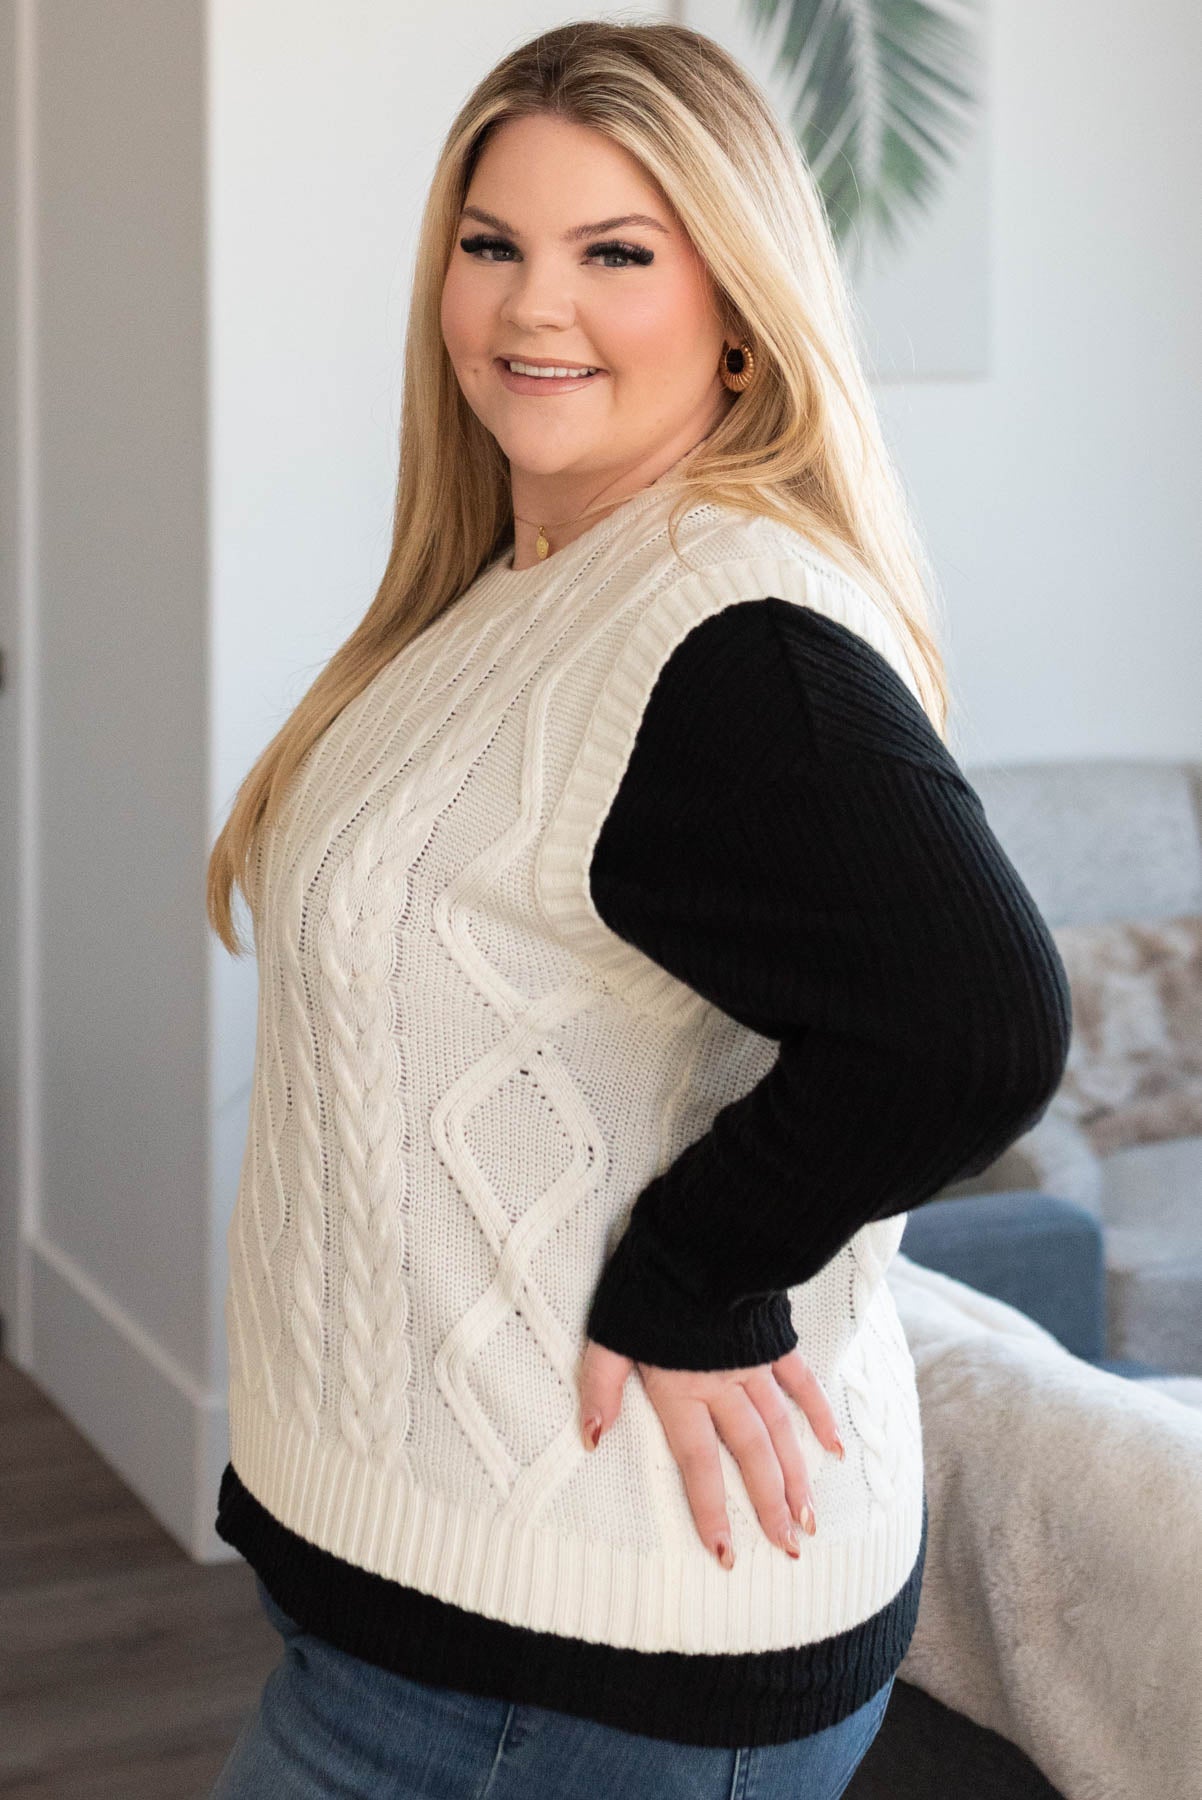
215,481,1072,1746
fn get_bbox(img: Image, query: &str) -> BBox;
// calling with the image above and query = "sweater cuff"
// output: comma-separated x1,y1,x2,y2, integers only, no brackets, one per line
584,1216,799,1371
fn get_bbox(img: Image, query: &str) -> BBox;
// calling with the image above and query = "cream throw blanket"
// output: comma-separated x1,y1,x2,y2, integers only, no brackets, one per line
886,1251,1202,1798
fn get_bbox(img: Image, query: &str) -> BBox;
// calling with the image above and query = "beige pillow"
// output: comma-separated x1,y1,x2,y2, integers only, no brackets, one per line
1049,912,1202,1155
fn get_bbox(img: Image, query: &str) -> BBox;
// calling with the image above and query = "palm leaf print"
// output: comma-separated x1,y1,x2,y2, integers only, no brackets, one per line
742,0,982,257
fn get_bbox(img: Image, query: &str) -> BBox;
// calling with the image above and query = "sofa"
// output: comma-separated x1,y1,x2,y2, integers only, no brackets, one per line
845,756,1202,1798
936,756,1202,1375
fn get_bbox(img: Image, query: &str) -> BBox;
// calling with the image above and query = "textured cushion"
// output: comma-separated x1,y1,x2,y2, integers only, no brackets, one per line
1050,912,1202,1154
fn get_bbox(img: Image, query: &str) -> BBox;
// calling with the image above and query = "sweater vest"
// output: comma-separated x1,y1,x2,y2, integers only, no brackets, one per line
222,483,927,1658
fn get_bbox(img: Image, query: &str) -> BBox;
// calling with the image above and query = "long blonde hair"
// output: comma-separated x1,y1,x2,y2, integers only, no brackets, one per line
207,18,951,957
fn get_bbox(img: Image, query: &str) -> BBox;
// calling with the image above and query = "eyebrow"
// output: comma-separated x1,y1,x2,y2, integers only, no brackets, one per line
459,205,671,241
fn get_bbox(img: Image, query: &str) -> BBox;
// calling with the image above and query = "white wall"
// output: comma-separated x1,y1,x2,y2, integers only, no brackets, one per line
686,0,1202,766
1,0,1198,1559
877,0,1202,766
2,0,212,1549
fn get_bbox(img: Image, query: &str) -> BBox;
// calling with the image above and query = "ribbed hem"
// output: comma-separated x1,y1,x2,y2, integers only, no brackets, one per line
216,1460,927,1748
224,1383,924,1657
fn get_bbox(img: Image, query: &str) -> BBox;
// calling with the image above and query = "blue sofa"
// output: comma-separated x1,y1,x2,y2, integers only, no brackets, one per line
844,1189,1172,1800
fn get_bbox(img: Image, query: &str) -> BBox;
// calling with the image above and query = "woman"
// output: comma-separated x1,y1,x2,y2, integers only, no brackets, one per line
207,19,1071,1799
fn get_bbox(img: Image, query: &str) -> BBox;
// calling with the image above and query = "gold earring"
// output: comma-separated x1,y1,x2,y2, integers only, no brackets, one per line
719,339,756,392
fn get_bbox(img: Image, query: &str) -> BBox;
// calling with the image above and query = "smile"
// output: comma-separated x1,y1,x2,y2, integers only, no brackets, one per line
495,357,607,395
505,359,599,377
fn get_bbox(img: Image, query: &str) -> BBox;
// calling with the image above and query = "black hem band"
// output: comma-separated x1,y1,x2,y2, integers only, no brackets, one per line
215,1462,927,1749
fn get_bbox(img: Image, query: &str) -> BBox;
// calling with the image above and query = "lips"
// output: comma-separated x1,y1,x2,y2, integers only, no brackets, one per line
495,357,607,395
498,355,603,375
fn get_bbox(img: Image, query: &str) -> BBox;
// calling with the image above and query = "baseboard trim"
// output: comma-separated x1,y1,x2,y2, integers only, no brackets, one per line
28,1233,234,1561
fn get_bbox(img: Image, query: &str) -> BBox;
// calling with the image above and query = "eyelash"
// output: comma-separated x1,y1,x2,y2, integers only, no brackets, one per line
459,233,654,269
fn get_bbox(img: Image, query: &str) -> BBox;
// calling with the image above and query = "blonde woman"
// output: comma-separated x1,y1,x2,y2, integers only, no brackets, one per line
208,20,1070,1799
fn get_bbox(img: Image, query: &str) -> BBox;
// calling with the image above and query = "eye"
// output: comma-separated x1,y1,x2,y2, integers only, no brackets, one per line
588,240,655,269
459,234,516,263
458,234,654,270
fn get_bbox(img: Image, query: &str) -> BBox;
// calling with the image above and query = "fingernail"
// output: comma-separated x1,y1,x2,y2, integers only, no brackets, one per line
581,1414,602,1451
783,1524,801,1558
714,1535,735,1570
799,1501,817,1537
833,1437,846,1461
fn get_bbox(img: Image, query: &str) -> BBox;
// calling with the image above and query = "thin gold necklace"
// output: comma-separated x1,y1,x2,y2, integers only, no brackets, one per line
511,482,630,563
511,431,714,562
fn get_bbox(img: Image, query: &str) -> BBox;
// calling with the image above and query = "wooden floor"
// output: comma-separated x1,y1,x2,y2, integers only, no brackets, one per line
0,1353,275,1798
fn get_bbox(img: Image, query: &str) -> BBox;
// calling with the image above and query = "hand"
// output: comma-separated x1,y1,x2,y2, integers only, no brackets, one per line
577,1338,846,1568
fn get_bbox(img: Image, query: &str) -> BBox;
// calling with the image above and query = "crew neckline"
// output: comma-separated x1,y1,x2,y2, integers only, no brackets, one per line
486,459,696,591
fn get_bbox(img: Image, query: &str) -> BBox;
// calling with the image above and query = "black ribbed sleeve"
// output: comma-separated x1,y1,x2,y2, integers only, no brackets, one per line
583,597,1073,1371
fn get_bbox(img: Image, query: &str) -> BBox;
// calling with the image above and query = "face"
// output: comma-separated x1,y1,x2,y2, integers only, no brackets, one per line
440,112,736,528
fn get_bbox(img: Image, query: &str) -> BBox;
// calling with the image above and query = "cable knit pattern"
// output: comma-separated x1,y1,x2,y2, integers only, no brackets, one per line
330,797,414,1465
843,1219,908,1508
215,480,1068,1745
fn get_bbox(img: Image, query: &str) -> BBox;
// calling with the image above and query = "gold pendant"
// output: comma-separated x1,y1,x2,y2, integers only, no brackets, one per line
536,525,550,559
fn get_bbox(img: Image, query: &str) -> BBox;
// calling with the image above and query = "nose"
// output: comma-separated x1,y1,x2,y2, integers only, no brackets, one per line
498,258,578,334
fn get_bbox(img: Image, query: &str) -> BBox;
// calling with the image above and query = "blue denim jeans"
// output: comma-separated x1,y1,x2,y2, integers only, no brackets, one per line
210,1575,895,1799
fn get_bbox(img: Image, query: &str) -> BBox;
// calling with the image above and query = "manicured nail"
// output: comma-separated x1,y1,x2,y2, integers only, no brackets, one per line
783,1524,801,1557
833,1437,846,1461
581,1414,602,1450
799,1501,817,1537
714,1535,735,1570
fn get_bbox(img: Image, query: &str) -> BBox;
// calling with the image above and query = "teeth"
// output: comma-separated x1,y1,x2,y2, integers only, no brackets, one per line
506,359,598,378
